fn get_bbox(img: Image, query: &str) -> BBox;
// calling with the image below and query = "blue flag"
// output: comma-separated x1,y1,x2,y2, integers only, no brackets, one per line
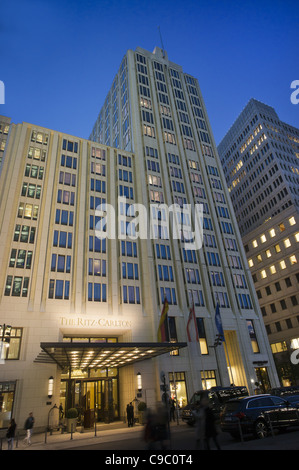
215,303,225,342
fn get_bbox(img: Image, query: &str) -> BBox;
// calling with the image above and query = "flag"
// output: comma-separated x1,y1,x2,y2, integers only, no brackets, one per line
186,303,199,342
215,303,225,342
157,299,169,342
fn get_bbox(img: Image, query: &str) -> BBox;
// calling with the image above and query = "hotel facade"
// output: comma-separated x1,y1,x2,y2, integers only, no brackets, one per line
218,99,299,386
0,48,279,432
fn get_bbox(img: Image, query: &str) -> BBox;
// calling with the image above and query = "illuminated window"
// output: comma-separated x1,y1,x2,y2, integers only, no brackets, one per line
290,255,297,265
289,216,296,226
274,244,281,253
252,240,258,248
284,238,291,248
279,223,285,232
260,234,267,243
269,228,276,238
247,320,260,353
261,270,267,279
196,318,208,355
271,341,287,354
280,260,286,270
295,232,299,242
270,265,276,274
248,259,254,267
265,249,272,258
291,338,299,349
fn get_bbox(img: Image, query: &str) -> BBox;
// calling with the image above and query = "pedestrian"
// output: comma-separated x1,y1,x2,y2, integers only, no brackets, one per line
143,409,156,450
169,398,175,422
126,402,134,427
203,399,221,450
23,412,35,446
6,418,17,450
59,403,64,420
130,402,134,426
155,403,169,450
191,400,206,450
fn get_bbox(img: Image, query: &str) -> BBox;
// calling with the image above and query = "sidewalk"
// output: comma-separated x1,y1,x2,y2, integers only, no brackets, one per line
3,421,146,451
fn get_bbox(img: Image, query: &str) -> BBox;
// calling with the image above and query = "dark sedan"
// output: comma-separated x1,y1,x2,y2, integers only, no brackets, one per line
220,394,299,439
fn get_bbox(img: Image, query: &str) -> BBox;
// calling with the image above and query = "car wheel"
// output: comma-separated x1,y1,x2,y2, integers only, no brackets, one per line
254,420,268,439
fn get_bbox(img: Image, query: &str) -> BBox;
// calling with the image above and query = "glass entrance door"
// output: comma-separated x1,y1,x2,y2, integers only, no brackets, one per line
80,378,119,425
255,367,271,393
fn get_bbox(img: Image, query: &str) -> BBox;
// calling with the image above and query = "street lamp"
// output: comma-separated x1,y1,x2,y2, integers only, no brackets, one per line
137,372,142,392
48,376,54,398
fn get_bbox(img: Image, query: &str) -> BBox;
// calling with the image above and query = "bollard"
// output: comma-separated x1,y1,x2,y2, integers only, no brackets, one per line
237,418,244,443
45,429,47,444
16,432,19,449
0,437,2,451
70,423,73,440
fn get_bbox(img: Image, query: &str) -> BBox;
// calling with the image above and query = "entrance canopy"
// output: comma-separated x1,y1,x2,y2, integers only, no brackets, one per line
35,342,187,371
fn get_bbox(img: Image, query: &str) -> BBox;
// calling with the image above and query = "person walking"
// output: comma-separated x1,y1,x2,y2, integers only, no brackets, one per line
192,400,206,450
6,418,16,450
204,403,221,450
23,412,35,446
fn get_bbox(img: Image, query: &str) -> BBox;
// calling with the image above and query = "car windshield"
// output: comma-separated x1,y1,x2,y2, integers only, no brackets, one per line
223,401,241,413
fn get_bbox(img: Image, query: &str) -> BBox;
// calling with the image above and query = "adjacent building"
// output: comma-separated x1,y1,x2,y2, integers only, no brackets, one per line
218,98,299,385
0,49,279,432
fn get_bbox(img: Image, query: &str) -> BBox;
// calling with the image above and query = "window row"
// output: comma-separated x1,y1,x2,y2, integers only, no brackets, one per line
18,203,39,220
88,258,106,277
25,164,44,180
21,183,41,199
57,189,75,205
9,249,33,269
13,225,36,244
51,254,71,273
91,178,106,193
55,209,74,226
4,276,29,297
53,230,73,249
49,279,70,300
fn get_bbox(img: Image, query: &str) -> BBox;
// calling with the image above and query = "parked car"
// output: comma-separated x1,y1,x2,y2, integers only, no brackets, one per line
220,394,299,439
181,386,248,426
270,386,299,397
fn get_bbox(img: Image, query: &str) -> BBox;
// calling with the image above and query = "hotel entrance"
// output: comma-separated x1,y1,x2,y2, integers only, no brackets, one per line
38,338,187,426
76,377,119,424
60,374,119,426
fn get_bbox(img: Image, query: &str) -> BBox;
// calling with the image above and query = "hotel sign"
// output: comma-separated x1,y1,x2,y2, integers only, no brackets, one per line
59,316,132,328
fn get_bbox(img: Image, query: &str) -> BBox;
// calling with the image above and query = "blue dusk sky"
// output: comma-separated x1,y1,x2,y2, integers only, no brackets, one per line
0,0,298,145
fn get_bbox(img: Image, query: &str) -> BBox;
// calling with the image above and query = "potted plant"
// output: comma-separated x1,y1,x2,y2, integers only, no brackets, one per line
66,408,78,433
137,401,147,424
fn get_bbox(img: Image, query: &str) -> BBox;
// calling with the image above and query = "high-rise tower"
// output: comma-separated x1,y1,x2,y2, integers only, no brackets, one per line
218,98,299,385
0,49,279,432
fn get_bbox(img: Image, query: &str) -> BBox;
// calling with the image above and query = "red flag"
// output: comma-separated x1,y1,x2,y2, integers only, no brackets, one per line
157,299,170,342
187,303,199,342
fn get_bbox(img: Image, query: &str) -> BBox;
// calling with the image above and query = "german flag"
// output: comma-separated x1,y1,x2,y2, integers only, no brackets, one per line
157,299,169,342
